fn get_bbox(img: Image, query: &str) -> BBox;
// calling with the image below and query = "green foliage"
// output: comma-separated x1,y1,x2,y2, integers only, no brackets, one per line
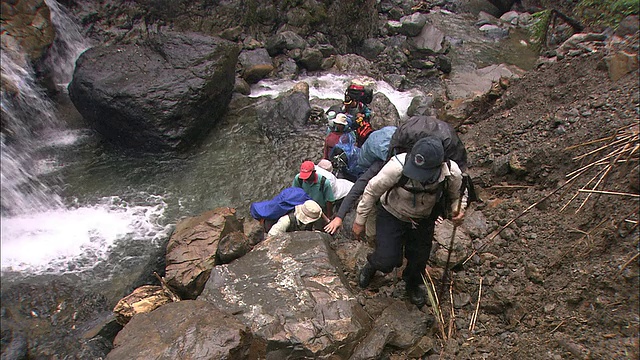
575,0,639,29
528,10,552,53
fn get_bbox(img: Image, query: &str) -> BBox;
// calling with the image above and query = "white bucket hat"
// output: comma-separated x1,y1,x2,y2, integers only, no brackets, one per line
333,113,348,126
317,159,333,173
294,200,323,224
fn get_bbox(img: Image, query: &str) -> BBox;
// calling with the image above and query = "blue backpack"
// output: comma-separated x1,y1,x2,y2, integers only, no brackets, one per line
330,131,364,179
250,187,312,221
358,126,397,170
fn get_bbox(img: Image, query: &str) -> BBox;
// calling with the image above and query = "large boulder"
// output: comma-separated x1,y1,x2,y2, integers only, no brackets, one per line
164,207,244,300
68,31,239,152
198,231,371,359
107,300,255,360
256,88,312,140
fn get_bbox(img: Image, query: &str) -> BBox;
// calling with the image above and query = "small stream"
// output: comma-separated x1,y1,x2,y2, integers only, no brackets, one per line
1,0,541,323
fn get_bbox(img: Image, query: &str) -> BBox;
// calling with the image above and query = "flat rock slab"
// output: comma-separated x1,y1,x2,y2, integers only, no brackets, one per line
199,231,371,359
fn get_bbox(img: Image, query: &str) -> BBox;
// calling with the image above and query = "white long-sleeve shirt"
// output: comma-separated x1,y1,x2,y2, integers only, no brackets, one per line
355,153,464,225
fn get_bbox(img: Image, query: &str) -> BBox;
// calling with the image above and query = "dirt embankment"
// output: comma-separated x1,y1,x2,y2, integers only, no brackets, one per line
449,49,639,358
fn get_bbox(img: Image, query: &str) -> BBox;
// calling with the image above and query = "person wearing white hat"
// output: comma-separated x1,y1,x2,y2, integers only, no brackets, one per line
267,200,328,238
323,113,354,160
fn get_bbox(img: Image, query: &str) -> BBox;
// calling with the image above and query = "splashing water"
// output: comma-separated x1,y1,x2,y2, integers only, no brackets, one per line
249,73,425,119
1,1,169,276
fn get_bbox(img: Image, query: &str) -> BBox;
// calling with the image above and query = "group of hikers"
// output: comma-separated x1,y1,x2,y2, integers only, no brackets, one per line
250,79,474,308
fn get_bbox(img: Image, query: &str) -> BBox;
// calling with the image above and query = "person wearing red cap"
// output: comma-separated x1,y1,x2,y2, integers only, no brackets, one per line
293,160,335,219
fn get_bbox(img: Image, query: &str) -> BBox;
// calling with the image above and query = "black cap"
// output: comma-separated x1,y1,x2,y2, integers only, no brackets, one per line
402,137,444,184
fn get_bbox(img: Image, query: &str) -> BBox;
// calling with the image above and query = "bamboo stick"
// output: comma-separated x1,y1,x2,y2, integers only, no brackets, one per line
577,189,640,198
469,277,483,332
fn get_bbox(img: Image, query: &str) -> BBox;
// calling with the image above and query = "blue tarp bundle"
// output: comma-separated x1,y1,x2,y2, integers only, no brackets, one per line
250,187,312,220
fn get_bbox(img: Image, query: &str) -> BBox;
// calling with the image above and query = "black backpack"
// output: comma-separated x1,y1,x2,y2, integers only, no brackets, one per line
388,116,468,172
345,81,374,105
388,116,479,203
286,212,315,232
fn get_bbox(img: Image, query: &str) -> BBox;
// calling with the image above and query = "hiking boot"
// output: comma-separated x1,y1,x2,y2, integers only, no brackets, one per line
407,284,427,308
358,262,376,289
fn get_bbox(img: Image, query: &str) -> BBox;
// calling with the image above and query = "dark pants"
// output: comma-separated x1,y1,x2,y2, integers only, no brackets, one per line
368,204,436,288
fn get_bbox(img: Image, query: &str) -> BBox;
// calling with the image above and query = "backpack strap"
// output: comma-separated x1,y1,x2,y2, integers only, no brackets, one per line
384,161,451,206
286,212,314,232
297,174,325,192
286,212,298,232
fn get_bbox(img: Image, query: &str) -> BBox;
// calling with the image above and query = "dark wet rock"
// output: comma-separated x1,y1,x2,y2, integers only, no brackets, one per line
199,231,370,359
1,0,55,62
107,300,255,360
408,23,448,55
463,208,489,239
216,231,252,265
234,76,251,95
0,279,112,359
265,30,307,56
68,31,239,152
238,48,274,84
407,95,436,117
256,89,311,140
433,220,473,266
299,47,324,71
370,92,401,129
358,38,386,60
351,300,432,359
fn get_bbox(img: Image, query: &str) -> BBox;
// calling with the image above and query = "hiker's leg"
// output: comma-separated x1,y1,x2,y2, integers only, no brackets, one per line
368,205,406,274
364,205,377,245
402,218,435,288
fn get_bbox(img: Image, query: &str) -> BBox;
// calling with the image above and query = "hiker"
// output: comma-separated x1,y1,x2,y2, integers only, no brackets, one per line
267,200,328,238
316,159,354,210
323,113,355,160
342,80,373,147
352,137,466,308
353,113,374,148
250,187,312,234
325,116,473,236
293,160,335,219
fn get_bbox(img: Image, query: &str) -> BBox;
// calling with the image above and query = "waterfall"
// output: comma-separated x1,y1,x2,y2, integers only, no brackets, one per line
44,0,91,88
0,49,65,216
1,1,170,275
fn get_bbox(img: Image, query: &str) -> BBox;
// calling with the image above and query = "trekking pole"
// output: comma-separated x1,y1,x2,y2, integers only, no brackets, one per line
439,196,463,298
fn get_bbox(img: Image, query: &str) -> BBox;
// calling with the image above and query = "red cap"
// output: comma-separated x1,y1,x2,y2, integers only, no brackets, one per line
299,161,315,180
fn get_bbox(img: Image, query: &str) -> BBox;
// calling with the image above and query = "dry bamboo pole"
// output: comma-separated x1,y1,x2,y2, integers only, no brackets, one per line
469,277,483,332
575,164,613,213
423,272,446,340
154,272,181,302
560,165,608,212
572,134,634,161
578,189,640,198
454,167,585,269
618,253,640,275
566,142,633,178
576,141,636,212
448,281,455,339
565,121,638,151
